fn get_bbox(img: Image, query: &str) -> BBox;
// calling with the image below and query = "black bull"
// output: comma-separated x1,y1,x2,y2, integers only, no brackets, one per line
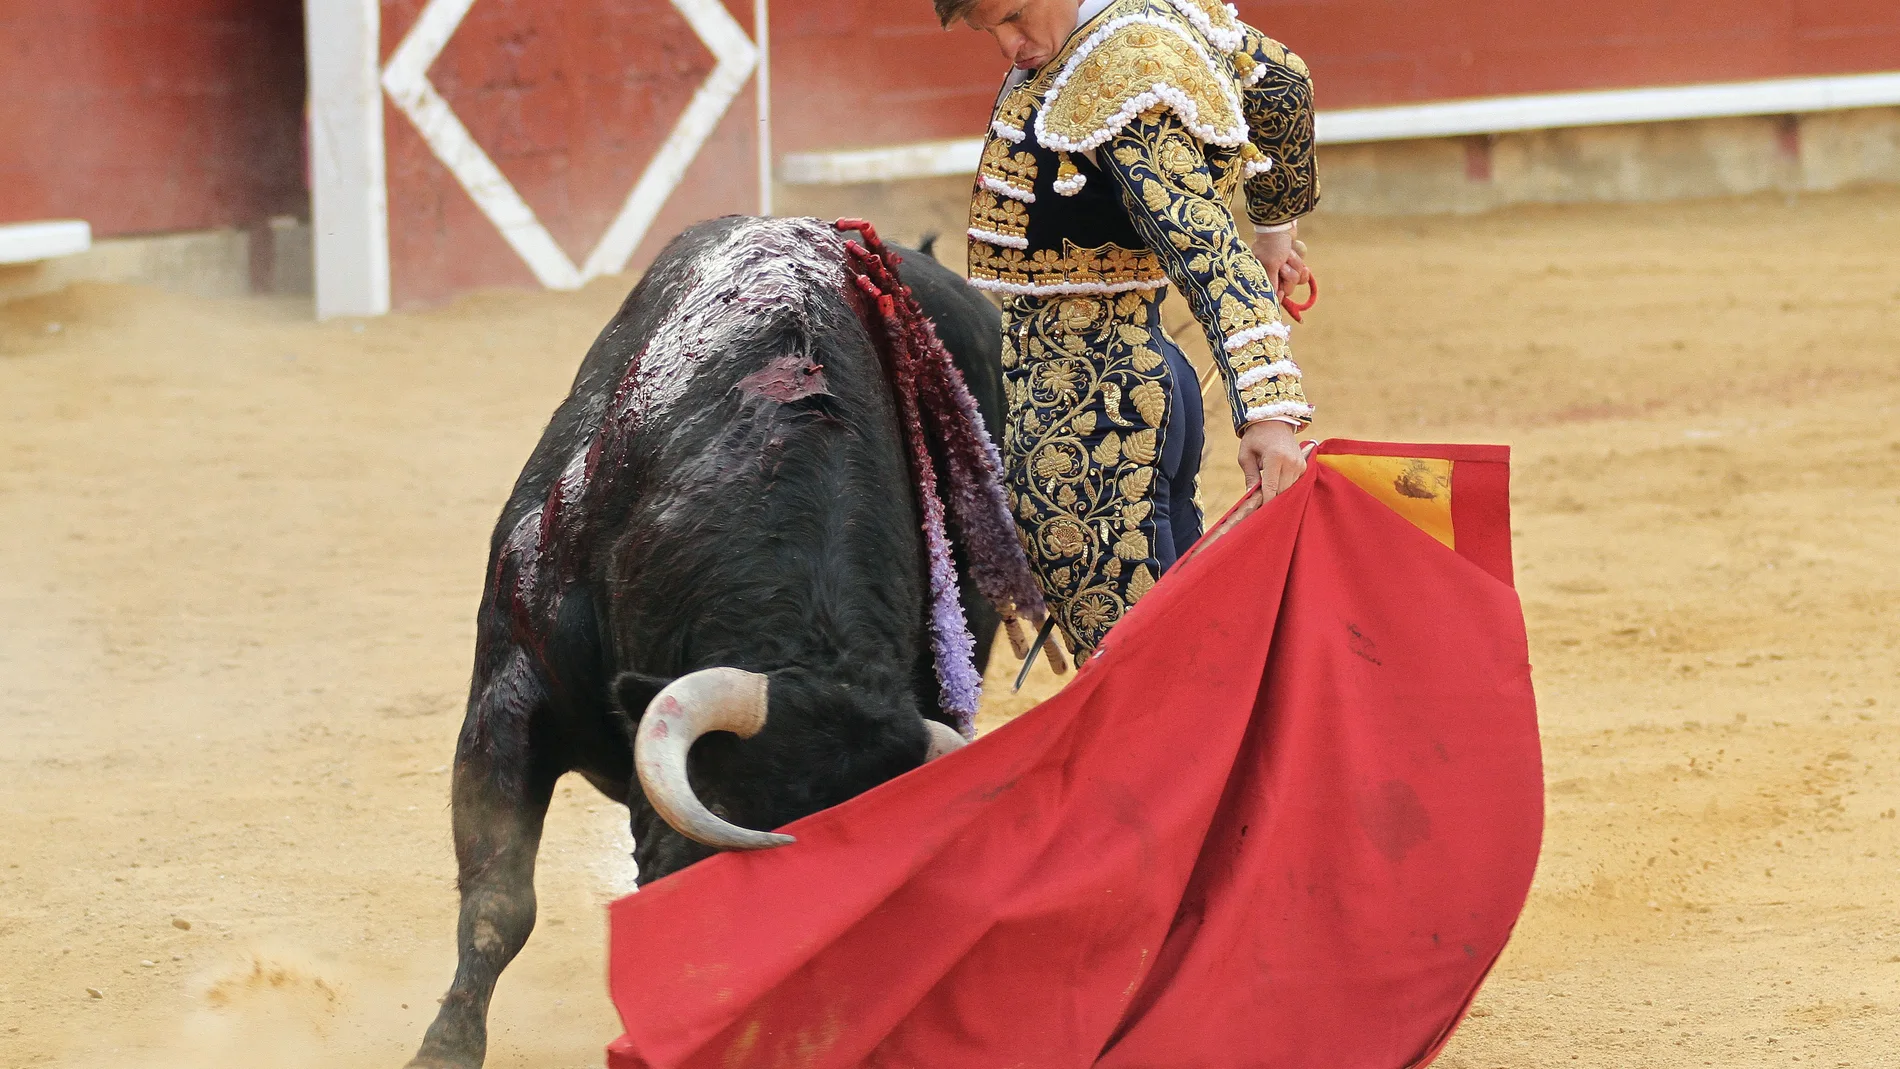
407,217,1008,1068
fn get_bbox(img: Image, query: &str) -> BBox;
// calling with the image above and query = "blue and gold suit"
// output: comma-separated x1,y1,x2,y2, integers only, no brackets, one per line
967,0,1320,654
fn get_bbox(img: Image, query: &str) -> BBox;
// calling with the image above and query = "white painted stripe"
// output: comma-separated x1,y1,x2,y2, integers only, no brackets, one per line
305,0,389,317
0,220,90,265
779,71,1900,185
1316,71,1900,144
382,0,582,289
379,0,757,292
755,0,773,216
780,138,990,185
586,0,758,278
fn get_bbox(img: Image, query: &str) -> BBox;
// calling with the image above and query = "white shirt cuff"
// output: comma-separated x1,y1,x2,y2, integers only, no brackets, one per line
1244,415,1305,432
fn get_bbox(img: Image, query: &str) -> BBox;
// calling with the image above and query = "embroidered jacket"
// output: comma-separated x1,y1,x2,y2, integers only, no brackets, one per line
972,0,1321,654
966,0,1319,432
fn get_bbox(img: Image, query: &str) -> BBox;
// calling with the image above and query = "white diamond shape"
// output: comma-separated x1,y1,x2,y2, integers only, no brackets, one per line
382,0,759,289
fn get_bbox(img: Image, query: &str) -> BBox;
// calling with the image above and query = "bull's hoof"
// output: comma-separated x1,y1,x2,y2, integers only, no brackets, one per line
404,1036,483,1069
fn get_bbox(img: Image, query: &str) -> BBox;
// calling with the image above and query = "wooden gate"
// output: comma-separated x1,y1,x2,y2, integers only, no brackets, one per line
310,0,767,313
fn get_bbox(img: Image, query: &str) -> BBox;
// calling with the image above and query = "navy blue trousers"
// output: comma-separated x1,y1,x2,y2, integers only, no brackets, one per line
1151,333,1206,573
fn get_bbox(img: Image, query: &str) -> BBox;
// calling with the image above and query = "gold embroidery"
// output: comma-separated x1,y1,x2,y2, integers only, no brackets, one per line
1058,298,1104,333
968,239,1169,295
1126,563,1156,602
1033,440,1087,481
1129,381,1166,425
1071,590,1122,635
969,0,1320,651
1124,429,1158,465
1119,466,1154,500
1114,529,1149,561
1041,518,1090,557
1157,138,1196,175
1037,20,1247,153
1100,105,1310,430
970,86,1043,248
1140,179,1170,213
977,128,1040,207
970,191,1031,242
1001,288,1192,654
995,94,1035,132
982,135,1037,181
1241,30,1320,226
1241,376,1305,410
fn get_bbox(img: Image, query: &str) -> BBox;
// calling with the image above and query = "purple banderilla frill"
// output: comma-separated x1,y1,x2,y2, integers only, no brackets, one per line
836,219,1054,735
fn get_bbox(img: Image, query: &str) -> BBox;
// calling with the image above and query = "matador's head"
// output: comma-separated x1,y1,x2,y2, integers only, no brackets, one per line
937,0,1083,72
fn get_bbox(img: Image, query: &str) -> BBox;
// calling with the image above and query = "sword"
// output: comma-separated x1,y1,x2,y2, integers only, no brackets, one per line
1013,615,1060,693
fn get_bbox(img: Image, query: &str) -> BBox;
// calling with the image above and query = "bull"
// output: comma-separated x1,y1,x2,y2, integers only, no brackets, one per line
406,217,1010,1068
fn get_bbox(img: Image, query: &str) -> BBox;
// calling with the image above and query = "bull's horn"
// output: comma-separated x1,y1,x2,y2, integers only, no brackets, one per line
634,668,795,851
924,719,968,761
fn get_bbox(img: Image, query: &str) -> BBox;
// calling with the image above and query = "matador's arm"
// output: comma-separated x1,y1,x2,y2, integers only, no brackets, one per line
1236,29,1320,229
1098,111,1312,433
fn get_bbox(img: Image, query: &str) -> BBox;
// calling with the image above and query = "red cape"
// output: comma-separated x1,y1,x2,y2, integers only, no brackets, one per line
606,440,1543,1069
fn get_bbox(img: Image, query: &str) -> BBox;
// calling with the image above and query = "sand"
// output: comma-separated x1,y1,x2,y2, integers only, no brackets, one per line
2,187,1897,1067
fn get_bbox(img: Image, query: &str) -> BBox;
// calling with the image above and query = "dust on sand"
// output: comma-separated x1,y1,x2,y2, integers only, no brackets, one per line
2,188,1896,1067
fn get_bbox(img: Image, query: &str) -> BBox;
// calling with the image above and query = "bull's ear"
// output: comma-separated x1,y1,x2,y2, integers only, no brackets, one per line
611,671,674,720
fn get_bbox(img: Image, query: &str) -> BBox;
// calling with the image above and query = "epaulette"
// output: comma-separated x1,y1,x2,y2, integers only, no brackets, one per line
1163,0,1245,54
1033,8,1248,156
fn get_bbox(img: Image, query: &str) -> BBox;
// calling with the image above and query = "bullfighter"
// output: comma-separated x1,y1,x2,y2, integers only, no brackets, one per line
939,0,1321,654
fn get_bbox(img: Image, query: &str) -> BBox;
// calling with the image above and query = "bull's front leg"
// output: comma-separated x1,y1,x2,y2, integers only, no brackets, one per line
408,650,560,1069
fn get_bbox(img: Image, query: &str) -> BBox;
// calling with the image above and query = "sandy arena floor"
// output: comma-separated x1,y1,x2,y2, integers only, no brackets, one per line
3,188,1897,1067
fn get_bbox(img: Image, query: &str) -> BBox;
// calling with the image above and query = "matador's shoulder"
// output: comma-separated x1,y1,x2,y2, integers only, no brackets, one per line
1032,0,1250,155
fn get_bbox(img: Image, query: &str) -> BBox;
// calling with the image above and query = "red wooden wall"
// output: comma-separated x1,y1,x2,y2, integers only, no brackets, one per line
371,0,1900,305
0,0,307,236
766,0,1900,154
1250,0,1900,109
1,0,1895,299
770,0,996,153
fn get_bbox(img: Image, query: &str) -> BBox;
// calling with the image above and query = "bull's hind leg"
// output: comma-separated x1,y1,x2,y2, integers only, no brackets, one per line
408,649,561,1069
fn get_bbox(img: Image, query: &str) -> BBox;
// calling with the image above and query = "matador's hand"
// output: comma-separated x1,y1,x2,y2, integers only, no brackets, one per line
1237,419,1307,500
1248,224,1307,300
